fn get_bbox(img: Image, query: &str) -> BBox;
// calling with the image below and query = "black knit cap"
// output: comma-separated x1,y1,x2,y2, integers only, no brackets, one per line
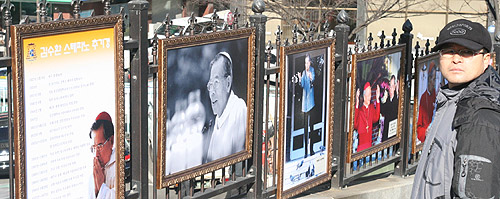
432,19,492,53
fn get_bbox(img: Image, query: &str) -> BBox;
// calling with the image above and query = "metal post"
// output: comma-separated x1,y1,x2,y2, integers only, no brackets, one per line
249,0,266,197
1,0,14,198
128,0,149,198
495,33,500,72
331,9,349,189
394,19,413,177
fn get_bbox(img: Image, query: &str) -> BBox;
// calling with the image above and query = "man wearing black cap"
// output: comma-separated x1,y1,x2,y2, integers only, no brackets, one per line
411,19,500,199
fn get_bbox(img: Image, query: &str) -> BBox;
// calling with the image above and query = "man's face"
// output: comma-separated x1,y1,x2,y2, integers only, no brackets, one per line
208,58,230,116
92,125,113,167
389,78,396,97
439,43,489,88
305,56,311,71
363,86,371,105
427,68,436,92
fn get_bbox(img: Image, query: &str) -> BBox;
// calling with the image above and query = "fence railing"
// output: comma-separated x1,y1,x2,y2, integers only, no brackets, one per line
3,0,500,199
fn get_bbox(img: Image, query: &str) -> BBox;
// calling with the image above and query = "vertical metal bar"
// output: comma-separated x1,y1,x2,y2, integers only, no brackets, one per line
232,164,236,181
331,10,350,189
166,187,169,199
211,171,215,188
273,28,281,188
249,0,267,197
2,1,14,197
128,0,150,198
153,71,158,199
200,174,205,193
177,185,181,199
222,168,226,186
263,40,272,190
394,19,414,177
189,179,194,197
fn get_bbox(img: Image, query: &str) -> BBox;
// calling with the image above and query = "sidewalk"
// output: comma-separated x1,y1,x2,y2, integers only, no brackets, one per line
295,173,414,199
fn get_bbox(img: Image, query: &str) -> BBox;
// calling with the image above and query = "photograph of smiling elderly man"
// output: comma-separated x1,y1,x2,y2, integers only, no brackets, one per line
206,52,247,162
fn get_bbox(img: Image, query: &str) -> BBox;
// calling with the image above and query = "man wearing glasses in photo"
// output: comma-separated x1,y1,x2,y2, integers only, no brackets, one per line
90,111,115,199
206,52,247,162
412,19,500,199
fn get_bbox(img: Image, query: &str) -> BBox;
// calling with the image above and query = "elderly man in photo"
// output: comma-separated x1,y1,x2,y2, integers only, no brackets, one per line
206,52,247,162
416,61,437,143
411,19,500,199
353,82,380,151
90,111,115,199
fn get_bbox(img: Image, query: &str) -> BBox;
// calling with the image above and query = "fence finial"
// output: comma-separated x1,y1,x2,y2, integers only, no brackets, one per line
102,0,111,15
252,0,265,14
188,12,197,35
266,40,273,65
402,19,413,33
425,39,430,55
38,0,49,22
232,8,240,29
337,9,348,24
415,41,420,59
71,0,83,19
323,20,330,39
368,32,373,51
210,9,219,32
1,1,15,27
380,30,385,49
292,24,298,44
392,28,397,46
163,13,172,38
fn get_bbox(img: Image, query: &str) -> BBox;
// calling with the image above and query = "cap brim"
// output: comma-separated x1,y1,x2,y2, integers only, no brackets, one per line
431,38,483,52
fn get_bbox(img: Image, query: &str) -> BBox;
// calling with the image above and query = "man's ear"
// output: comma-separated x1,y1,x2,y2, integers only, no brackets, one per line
109,135,114,145
225,75,232,92
483,53,491,70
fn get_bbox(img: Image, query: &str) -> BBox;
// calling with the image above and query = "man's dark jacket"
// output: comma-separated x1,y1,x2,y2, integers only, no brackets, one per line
451,66,500,198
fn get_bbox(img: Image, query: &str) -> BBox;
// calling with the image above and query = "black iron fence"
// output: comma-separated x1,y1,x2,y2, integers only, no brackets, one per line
2,0,500,198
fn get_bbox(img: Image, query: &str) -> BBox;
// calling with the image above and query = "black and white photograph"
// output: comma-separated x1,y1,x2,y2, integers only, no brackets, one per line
278,39,334,199
157,29,255,187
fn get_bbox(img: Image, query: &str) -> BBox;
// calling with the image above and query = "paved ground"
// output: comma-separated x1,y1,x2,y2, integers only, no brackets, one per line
0,177,10,199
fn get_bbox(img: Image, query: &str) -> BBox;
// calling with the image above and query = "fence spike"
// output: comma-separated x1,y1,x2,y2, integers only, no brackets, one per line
71,0,83,19
38,0,49,22
337,9,348,24
232,7,240,29
292,24,298,44
380,30,385,49
102,0,111,15
210,9,219,32
392,28,397,46
425,39,430,55
415,41,420,59
368,32,373,51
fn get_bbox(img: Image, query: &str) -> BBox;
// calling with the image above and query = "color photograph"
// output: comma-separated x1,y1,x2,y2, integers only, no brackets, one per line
278,39,334,199
348,45,405,163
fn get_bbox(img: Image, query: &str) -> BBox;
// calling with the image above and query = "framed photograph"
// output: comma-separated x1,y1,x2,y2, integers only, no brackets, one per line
11,15,125,198
412,53,445,154
348,45,406,163
157,28,255,187
277,39,335,199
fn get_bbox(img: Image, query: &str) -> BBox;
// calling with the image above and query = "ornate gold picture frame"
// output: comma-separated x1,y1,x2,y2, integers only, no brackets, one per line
277,38,335,199
157,28,255,188
412,52,442,154
348,45,406,163
11,15,125,198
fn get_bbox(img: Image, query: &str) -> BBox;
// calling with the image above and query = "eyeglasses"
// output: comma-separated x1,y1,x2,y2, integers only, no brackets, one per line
91,137,110,154
439,48,486,59
206,78,220,92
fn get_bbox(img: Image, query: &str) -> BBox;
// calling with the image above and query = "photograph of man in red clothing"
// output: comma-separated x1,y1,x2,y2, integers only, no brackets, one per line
416,61,437,142
353,82,381,151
